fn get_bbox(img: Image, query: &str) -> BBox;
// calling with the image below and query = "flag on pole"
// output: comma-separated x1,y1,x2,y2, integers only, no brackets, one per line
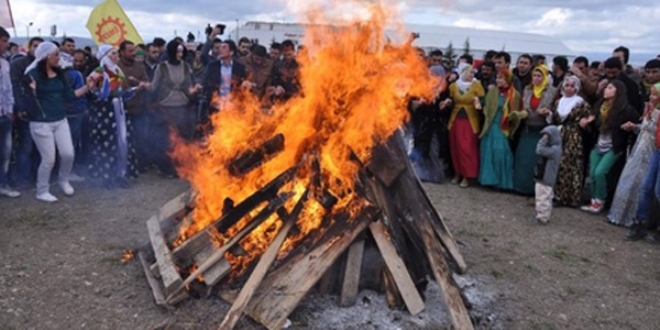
86,0,143,47
0,0,15,28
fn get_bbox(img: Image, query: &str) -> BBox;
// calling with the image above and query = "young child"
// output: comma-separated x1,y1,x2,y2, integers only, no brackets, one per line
531,125,563,224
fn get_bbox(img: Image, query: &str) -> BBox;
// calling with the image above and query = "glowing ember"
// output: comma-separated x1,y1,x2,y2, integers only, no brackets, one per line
170,1,442,276
121,249,135,264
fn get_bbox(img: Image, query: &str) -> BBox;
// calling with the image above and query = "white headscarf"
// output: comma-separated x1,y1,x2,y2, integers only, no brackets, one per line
24,41,58,74
97,44,120,74
456,63,475,93
59,52,73,69
556,75,584,123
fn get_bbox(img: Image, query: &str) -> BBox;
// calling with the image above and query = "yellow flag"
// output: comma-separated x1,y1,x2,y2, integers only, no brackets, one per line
86,0,144,47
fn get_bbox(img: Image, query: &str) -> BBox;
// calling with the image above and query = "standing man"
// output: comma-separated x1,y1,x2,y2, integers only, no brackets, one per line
61,37,76,56
551,56,568,88
269,42,282,61
243,45,274,99
513,54,533,89
204,40,247,112
493,51,522,92
269,40,301,102
144,43,161,80
117,40,151,173
10,36,43,189
73,49,93,76
237,37,252,58
200,25,224,66
613,46,642,84
0,27,19,198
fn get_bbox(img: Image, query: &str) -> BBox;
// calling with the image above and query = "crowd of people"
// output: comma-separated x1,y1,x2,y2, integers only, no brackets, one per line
1,24,659,243
409,46,660,243
0,24,300,203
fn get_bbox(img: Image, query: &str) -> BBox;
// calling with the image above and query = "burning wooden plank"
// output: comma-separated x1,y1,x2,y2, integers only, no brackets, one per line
146,217,183,297
219,206,380,330
228,133,285,177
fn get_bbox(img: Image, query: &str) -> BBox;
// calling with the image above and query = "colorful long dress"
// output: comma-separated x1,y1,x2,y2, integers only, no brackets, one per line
607,110,660,226
448,82,485,179
478,88,517,190
553,101,593,206
88,66,138,183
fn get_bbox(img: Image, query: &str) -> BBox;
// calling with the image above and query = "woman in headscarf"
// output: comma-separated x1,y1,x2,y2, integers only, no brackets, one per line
440,63,485,187
511,65,557,195
581,80,639,213
24,41,93,202
149,40,202,175
551,75,592,207
607,83,660,225
88,44,147,189
478,69,522,190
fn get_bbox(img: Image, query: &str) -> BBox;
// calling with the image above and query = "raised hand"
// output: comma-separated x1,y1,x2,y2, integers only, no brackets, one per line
29,76,36,91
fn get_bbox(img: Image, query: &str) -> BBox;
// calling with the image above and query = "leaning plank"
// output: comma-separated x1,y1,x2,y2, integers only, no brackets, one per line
366,143,406,187
218,194,300,330
220,206,379,330
339,239,365,307
369,220,424,315
147,217,184,296
418,217,474,330
387,132,467,274
137,250,167,307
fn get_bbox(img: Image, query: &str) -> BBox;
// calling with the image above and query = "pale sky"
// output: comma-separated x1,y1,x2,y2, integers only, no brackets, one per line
8,0,660,62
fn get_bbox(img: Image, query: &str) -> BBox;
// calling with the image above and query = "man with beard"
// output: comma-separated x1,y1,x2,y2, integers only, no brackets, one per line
117,40,151,172
494,51,522,92
238,37,252,58
599,57,642,114
73,49,93,76
269,42,282,61
144,43,161,80
641,59,660,103
568,56,597,105
513,54,533,89
9,37,43,188
269,40,300,102
479,61,496,90
243,45,274,99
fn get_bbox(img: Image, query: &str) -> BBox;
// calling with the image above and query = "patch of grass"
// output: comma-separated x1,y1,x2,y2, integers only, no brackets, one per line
542,245,591,264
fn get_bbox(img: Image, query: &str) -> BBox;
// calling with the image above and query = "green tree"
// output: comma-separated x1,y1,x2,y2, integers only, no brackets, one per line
463,37,471,56
445,41,457,68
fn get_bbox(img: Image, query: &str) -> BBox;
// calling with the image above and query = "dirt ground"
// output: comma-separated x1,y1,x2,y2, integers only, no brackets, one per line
1,174,660,330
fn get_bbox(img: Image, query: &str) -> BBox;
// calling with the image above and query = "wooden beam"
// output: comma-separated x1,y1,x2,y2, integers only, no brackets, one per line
369,220,425,315
418,218,474,330
217,192,301,330
137,250,167,307
219,206,379,330
366,143,406,187
147,217,184,297
339,240,365,307
194,246,231,287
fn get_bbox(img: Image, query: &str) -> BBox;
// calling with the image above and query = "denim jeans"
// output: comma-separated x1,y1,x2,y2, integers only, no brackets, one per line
635,150,660,223
10,119,36,185
67,113,87,172
0,116,11,187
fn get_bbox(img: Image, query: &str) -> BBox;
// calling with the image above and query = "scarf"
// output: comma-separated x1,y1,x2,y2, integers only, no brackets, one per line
498,69,515,137
456,63,475,93
556,76,584,123
24,41,58,74
97,44,120,75
532,65,550,99
600,100,612,124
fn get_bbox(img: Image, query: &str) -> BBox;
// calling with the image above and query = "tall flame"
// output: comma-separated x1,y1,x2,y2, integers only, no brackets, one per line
170,0,442,274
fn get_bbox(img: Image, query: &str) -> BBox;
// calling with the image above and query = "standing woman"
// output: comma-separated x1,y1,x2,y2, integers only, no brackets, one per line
607,84,660,225
512,65,557,195
88,44,146,189
478,69,522,190
552,76,592,207
24,42,93,202
581,80,639,213
149,40,202,175
441,64,485,187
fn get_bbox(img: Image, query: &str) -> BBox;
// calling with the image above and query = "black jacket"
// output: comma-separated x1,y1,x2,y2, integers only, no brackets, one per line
10,54,34,113
203,59,246,101
615,73,643,115
592,104,639,155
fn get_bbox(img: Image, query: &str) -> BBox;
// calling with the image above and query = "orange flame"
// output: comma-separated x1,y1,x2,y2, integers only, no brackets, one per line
170,1,441,275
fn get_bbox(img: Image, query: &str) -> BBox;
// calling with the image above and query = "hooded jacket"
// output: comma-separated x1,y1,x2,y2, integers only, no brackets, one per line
534,125,562,187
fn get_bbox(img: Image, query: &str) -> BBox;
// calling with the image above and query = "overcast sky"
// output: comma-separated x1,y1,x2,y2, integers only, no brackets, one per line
9,0,659,62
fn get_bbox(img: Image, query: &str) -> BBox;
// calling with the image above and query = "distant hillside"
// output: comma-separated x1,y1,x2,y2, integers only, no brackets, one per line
11,35,98,50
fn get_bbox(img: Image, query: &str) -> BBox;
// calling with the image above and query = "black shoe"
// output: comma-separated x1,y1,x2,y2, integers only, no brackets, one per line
645,232,660,245
625,224,647,241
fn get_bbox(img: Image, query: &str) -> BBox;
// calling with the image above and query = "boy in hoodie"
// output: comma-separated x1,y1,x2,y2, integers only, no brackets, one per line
532,125,563,224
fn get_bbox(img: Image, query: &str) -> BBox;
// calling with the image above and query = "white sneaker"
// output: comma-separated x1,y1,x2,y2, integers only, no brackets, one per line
36,192,58,203
69,174,86,182
0,186,21,198
59,182,75,196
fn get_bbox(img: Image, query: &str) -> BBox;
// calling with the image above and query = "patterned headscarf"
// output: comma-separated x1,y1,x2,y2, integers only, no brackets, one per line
532,65,550,99
498,68,515,137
